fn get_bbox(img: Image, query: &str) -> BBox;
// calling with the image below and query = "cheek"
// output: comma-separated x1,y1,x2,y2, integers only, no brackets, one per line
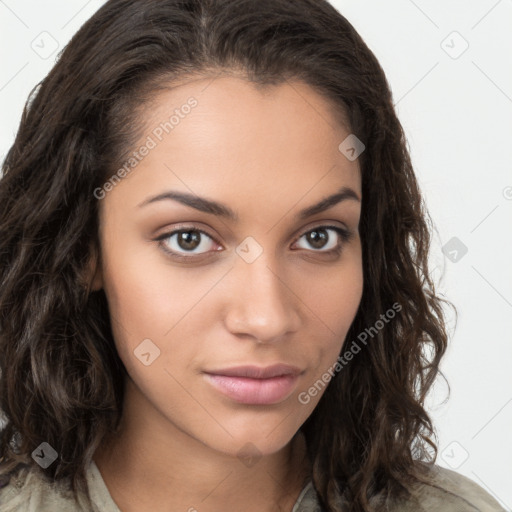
100,236,209,336
298,252,363,370
302,249,363,332
310,264,362,322
294,263,363,413
98,252,203,412
99,240,225,384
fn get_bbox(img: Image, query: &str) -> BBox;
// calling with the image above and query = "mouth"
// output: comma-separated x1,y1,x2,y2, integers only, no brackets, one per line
203,364,302,405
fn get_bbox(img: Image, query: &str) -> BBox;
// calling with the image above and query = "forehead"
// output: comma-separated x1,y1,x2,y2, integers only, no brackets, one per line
142,73,352,151
101,75,361,216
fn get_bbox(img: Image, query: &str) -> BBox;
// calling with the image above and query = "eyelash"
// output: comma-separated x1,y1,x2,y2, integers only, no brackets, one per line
155,224,353,262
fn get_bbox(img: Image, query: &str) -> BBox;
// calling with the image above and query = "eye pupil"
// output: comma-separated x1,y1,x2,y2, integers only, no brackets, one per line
178,230,201,250
308,229,328,249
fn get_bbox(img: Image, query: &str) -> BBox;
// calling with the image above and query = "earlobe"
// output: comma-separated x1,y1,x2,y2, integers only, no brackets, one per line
90,261,103,291
85,244,103,292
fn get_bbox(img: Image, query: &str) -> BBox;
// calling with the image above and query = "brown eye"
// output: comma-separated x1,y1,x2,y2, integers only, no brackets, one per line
303,228,330,250
175,230,201,251
294,226,352,253
157,228,220,258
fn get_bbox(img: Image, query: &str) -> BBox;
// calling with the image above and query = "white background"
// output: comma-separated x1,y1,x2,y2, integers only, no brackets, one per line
0,1,511,509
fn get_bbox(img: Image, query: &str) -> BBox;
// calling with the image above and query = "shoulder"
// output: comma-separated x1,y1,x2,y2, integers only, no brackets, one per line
0,464,89,512
297,466,506,512
388,464,506,512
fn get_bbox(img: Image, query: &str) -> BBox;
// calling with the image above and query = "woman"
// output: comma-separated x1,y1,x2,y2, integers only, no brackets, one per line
0,0,504,511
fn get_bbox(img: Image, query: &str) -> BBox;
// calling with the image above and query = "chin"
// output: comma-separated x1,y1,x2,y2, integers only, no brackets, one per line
196,417,304,459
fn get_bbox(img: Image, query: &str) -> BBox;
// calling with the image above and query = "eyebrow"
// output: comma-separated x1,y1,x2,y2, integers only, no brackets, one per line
137,185,360,221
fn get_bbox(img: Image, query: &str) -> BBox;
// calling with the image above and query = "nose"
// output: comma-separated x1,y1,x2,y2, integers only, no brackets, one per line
223,249,302,343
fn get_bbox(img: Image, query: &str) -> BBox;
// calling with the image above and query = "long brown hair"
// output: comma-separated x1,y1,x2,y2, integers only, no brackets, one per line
0,1,452,510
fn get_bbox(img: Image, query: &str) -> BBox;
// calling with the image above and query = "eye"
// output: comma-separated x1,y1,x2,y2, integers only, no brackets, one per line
156,227,221,260
293,225,352,254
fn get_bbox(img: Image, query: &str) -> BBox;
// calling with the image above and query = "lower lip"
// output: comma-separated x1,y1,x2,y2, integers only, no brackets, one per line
203,373,299,405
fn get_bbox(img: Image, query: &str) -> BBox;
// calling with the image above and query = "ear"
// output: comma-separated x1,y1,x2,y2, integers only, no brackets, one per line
83,243,103,292
90,255,103,291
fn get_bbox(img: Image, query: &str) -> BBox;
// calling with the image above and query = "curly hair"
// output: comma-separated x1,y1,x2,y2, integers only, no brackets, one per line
0,0,453,510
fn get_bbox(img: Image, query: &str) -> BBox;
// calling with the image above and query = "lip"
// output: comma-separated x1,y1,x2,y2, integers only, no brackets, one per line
203,364,302,405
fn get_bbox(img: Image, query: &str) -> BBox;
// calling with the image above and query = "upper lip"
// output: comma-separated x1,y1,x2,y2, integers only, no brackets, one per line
204,364,302,379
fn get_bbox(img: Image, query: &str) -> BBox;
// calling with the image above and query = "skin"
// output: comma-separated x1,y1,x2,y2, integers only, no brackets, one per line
91,74,363,512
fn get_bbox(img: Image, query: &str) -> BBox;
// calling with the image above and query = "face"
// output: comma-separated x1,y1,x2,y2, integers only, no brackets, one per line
93,75,363,458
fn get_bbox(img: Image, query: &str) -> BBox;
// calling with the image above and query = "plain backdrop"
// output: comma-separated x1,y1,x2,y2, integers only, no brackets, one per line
1,0,511,509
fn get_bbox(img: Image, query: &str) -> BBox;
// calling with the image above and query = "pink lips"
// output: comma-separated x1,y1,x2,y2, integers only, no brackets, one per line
203,364,301,405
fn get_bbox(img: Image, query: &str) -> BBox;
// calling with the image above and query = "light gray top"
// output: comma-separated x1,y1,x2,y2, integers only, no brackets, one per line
0,459,506,511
